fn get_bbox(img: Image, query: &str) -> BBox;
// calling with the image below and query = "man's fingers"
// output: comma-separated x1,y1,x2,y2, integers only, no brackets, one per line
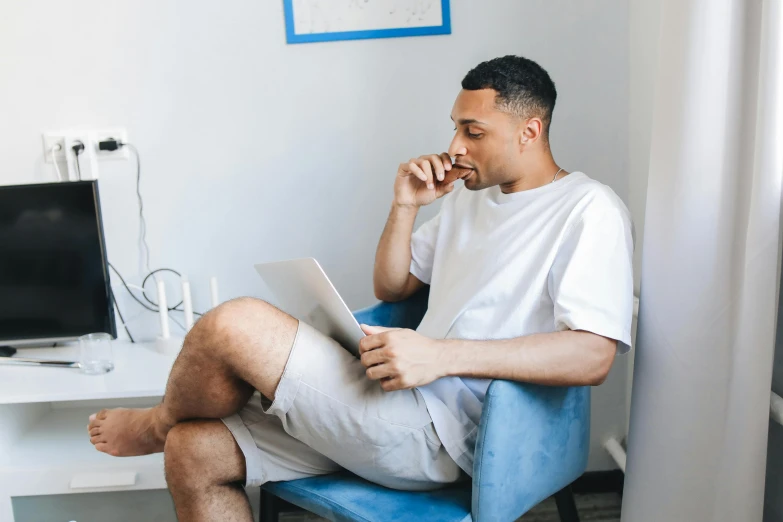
399,162,416,179
360,348,387,368
366,364,395,381
400,154,454,188
358,333,386,354
425,154,445,181
407,161,428,184
418,160,435,189
439,153,453,171
360,324,396,335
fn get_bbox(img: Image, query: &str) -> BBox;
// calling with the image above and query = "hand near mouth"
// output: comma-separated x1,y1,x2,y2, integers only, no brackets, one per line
394,153,469,208
442,164,474,185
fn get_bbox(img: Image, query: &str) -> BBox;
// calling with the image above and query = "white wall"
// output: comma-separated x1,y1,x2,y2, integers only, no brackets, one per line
0,1,630,512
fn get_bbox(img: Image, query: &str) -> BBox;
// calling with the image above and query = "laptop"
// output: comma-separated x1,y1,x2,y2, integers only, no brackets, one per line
254,258,366,356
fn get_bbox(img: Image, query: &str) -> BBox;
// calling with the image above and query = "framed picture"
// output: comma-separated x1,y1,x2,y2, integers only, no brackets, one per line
283,0,451,44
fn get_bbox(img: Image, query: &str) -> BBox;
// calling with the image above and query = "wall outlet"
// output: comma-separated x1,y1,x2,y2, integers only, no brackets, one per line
93,128,130,161
42,128,130,164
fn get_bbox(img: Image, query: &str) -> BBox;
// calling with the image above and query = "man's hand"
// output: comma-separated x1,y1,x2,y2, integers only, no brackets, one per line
394,153,469,209
359,324,447,391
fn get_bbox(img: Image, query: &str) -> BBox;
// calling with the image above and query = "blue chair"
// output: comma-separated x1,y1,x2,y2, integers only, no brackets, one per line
261,287,590,521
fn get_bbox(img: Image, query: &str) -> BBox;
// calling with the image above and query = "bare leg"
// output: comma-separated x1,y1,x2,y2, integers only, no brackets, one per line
164,419,252,522
88,298,298,456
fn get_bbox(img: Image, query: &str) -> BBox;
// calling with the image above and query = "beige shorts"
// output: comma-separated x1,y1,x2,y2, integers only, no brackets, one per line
221,320,463,491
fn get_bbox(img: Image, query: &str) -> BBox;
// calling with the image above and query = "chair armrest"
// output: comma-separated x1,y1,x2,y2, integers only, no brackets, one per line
352,286,430,330
472,381,590,522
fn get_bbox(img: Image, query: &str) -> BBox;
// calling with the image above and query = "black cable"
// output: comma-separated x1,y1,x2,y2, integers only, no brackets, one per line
108,263,188,333
114,143,202,319
140,268,185,309
110,285,135,343
109,262,204,315
140,269,204,316
172,306,202,317
109,262,158,313
122,143,153,277
102,142,204,334
72,141,84,181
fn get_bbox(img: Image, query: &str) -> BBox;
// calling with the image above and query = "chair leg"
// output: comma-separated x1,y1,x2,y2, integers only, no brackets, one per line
554,485,580,522
259,488,280,522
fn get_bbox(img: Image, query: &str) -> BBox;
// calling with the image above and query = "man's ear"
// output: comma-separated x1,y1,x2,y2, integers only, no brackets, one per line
519,118,543,147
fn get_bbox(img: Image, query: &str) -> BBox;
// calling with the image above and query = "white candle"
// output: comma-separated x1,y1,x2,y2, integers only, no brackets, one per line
181,277,194,330
157,280,170,339
209,277,219,309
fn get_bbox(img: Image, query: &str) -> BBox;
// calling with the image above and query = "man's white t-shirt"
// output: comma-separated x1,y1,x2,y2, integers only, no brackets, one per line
409,171,634,476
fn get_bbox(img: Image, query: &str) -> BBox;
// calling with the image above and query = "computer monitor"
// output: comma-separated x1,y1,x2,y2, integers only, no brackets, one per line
0,181,117,346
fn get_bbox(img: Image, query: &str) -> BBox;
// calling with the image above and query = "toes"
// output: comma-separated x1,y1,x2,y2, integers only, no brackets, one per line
94,442,117,456
89,409,109,427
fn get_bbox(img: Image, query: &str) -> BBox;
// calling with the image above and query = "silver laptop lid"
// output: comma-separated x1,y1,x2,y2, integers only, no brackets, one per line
254,258,364,356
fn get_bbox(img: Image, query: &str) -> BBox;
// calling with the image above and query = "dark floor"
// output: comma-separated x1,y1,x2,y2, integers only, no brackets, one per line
519,493,622,521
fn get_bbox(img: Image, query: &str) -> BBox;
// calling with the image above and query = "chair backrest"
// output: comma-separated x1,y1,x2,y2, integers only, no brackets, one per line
352,286,590,521
352,286,430,330
472,381,589,520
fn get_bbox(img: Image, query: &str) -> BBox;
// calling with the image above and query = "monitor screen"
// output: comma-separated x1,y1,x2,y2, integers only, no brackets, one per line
0,181,116,344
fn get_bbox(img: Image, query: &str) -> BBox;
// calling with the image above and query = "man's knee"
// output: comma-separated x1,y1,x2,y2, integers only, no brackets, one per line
164,421,244,489
188,297,282,348
182,296,298,397
204,297,277,332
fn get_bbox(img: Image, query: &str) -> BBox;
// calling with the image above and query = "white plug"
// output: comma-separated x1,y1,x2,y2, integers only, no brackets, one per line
50,143,63,181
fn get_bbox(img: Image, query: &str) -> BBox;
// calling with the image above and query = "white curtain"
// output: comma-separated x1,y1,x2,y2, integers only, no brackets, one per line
622,0,783,520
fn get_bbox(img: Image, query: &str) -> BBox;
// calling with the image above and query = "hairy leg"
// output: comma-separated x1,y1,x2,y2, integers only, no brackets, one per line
164,419,251,522
88,298,298,456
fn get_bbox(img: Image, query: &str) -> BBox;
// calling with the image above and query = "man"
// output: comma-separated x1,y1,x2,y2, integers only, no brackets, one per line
87,55,633,521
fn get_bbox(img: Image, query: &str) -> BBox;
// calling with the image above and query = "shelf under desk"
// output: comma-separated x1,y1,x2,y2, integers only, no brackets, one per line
0,341,178,521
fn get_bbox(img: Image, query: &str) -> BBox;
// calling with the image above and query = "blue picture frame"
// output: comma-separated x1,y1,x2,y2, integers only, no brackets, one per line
283,0,451,44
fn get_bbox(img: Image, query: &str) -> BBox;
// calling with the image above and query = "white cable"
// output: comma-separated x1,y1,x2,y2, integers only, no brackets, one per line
112,282,146,292
604,436,627,473
51,144,63,181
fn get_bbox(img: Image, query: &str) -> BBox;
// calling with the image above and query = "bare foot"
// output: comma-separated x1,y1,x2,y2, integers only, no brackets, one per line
87,406,173,457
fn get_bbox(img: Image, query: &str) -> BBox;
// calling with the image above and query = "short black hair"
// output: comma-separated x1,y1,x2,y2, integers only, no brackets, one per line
462,55,557,138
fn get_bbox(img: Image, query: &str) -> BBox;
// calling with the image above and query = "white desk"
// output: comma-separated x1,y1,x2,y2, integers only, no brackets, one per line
0,341,176,522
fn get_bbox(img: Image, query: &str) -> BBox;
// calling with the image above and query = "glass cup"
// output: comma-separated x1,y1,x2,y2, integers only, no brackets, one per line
79,332,115,375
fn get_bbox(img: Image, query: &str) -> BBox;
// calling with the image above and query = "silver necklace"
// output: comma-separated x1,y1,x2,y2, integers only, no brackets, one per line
551,168,564,183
